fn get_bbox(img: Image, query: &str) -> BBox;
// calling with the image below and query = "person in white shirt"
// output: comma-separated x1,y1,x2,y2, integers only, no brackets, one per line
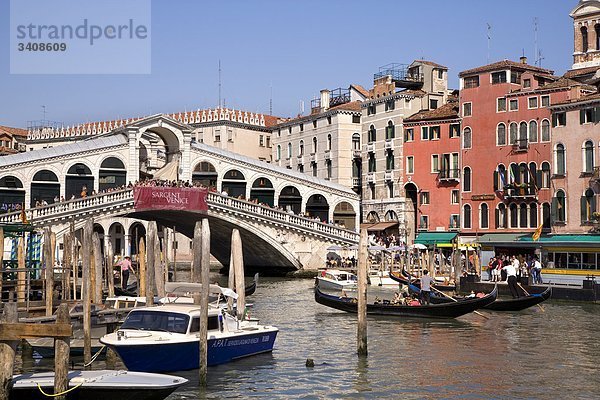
503,256,520,298
420,269,436,305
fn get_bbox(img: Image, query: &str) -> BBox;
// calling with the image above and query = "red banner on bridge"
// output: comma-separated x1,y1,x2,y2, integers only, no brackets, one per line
133,187,208,211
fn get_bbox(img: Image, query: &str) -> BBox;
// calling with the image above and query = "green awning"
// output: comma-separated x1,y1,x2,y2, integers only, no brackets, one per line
478,233,528,244
517,234,600,244
414,232,458,246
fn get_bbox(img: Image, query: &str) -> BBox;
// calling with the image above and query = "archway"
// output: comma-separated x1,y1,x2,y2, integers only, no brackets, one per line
306,194,329,222
99,157,127,191
65,163,94,199
385,210,398,221
404,182,418,241
0,176,25,213
366,211,380,222
221,169,246,198
250,177,275,206
109,222,126,256
333,201,356,230
31,170,60,207
93,224,105,255
278,186,302,214
129,223,147,256
192,161,217,188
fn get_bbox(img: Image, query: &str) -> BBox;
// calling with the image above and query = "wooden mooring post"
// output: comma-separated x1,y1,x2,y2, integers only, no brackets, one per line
357,228,368,357
0,303,72,400
82,219,93,365
199,219,211,387
0,228,4,301
17,238,26,305
138,237,146,298
106,239,115,298
231,229,245,321
92,232,103,304
146,222,157,306
44,228,54,316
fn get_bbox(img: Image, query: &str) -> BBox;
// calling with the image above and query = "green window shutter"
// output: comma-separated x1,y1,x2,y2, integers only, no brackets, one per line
581,196,588,222
494,208,500,228
552,113,558,127
493,171,499,191
580,109,586,124
595,107,600,123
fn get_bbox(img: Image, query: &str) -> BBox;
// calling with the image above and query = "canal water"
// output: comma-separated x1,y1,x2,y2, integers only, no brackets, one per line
18,276,600,399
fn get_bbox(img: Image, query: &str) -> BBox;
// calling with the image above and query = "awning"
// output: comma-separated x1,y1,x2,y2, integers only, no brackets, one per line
517,234,600,247
414,232,457,246
363,222,399,232
478,233,530,245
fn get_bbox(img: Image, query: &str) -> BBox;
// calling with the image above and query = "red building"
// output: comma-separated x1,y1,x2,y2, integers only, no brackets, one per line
458,59,584,253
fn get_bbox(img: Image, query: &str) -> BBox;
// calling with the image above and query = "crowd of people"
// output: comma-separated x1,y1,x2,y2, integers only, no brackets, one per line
487,254,543,298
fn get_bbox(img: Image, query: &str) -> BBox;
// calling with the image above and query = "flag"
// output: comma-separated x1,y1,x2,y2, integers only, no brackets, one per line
532,223,543,241
499,169,506,187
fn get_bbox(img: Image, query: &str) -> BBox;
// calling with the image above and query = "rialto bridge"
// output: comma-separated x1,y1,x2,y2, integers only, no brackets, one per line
0,115,360,272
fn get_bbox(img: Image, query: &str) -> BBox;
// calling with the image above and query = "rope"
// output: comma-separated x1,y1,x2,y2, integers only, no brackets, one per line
37,382,84,397
83,345,106,367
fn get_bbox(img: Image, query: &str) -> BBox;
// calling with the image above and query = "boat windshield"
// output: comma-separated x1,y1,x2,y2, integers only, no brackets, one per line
121,310,190,334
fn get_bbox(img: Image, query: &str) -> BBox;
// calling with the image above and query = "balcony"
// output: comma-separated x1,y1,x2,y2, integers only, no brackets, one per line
310,153,317,163
374,63,424,90
286,157,293,168
385,171,394,181
297,155,304,165
352,177,361,187
502,183,537,199
352,149,362,159
438,169,460,182
384,139,394,150
324,150,331,160
367,173,376,184
367,143,375,153
591,166,600,182
512,139,529,153
449,223,460,231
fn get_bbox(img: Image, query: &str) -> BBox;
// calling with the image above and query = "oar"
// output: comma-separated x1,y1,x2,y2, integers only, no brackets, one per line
517,283,545,312
430,286,489,320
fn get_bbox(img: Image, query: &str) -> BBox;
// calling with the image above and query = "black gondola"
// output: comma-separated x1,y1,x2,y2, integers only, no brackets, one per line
314,284,497,319
389,270,456,291
242,273,259,297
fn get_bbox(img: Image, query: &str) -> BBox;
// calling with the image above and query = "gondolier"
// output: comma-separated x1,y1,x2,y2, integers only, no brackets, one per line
503,257,520,298
419,270,435,305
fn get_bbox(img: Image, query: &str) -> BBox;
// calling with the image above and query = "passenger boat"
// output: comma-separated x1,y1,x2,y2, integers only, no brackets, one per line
389,270,455,291
314,285,497,319
100,287,278,372
315,269,358,291
10,370,187,400
368,268,400,287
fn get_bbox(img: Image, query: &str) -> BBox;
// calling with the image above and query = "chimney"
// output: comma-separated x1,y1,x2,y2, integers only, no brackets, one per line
520,56,528,64
320,89,330,111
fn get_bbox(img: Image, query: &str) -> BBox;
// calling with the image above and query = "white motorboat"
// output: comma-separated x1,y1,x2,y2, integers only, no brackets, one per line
11,370,187,400
368,268,401,287
315,269,358,291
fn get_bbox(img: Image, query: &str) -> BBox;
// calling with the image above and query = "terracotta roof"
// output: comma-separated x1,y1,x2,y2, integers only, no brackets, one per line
404,102,459,122
329,100,362,112
350,84,370,98
0,125,27,137
414,60,448,69
459,59,554,77
509,77,595,94
552,91,600,107
396,89,427,97
563,66,600,79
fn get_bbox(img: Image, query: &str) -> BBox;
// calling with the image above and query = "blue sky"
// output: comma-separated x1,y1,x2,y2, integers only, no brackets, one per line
0,0,577,128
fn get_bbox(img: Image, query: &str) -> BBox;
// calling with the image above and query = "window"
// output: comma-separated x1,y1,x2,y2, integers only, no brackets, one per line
430,99,438,109
491,71,507,84
326,159,332,179
266,136,271,148
298,164,304,173
386,151,394,170
580,108,596,124
351,134,359,150
510,71,522,84
368,154,376,173
352,115,361,124
299,140,304,156
299,123,304,132
528,97,538,109
480,203,489,229
419,215,429,230
497,98,507,112
519,122,528,144
529,120,538,143
509,99,518,111
368,125,376,143
449,123,460,138
462,127,472,149
541,162,551,188
327,116,332,125
509,122,518,145
312,162,317,177
288,127,292,135
287,143,292,159
437,69,444,79
552,190,566,223
450,214,460,229
385,99,395,111
451,190,459,204
510,203,518,228
523,78,531,88
530,203,538,228
463,204,472,229
464,76,479,88
406,156,414,174
584,140,594,173
259,135,264,147
420,192,430,205
555,144,566,175
313,137,318,153
387,182,394,198
541,95,550,107
463,102,472,117
404,128,414,142
431,154,440,172
276,145,281,161
541,119,550,142
327,134,332,151
581,188,596,223
386,121,395,139
313,120,317,129
552,112,566,127
520,204,528,228
582,26,589,53
421,126,429,140
497,203,507,228
497,123,506,145
430,126,440,140
463,167,471,192
367,104,376,115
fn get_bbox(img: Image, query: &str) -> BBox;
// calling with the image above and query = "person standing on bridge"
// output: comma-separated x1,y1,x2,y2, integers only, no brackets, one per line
118,256,132,290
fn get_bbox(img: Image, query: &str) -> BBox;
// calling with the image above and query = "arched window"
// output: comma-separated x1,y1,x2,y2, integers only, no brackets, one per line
352,134,360,150
463,204,472,229
582,26,589,53
287,143,292,159
510,203,518,228
529,162,537,189
480,203,489,229
313,137,318,153
581,188,596,223
509,122,518,145
542,202,551,228
497,123,506,146
541,162,551,188
496,164,507,190
555,144,566,175
299,140,304,156
497,203,507,228
583,140,594,173
276,145,281,161
386,121,395,140
327,134,332,151
553,190,566,223
519,203,528,228
519,122,528,143
529,120,538,143
463,127,472,149
368,125,376,143
530,203,538,228
463,167,471,192
541,119,550,142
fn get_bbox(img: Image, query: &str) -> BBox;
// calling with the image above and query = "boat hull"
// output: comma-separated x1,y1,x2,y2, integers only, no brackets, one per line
105,330,278,372
315,277,357,291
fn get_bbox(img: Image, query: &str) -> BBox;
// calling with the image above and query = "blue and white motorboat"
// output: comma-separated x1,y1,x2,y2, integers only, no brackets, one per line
315,269,358,291
100,289,278,372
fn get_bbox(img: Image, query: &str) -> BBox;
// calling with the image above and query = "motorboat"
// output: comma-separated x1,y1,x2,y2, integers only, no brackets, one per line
315,269,358,291
368,268,401,287
10,369,187,400
100,286,278,373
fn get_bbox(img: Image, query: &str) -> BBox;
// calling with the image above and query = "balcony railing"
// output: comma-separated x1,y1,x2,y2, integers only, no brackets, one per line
367,143,375,153
384,139,394,150
374,63,424,86
438,169,460,181
310,153,317,163
324,150,331,160
512,139,529,152
503,183,537,199
385,171,394,181
352,178,361,187
352,149,362,158
367,173,375,184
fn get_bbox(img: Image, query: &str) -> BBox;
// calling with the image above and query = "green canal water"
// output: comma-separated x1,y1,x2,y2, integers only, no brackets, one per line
17,277,600,399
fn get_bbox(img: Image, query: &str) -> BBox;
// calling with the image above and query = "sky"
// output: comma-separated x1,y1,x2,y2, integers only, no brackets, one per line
0,0,579,128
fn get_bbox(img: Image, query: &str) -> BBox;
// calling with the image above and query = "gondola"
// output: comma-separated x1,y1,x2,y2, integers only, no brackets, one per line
242,273,259,297
389,270,456,291
314,284,497,319
401,278,552,311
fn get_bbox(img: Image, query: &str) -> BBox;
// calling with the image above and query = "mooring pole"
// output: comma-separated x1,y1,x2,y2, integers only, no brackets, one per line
0,228,4,302
62,233,71,301
106,239,114,298
227,238,235,312
172,226,177,281
199,219,211,387
357,228,368,357
0,303,18,400
82,219,93,365
146,222,157,306
138,238,146,298
54,303,70,400
231,229,245,321
44,228,54,316
153,227,165,298
92,233,103,305
17,237,26,305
